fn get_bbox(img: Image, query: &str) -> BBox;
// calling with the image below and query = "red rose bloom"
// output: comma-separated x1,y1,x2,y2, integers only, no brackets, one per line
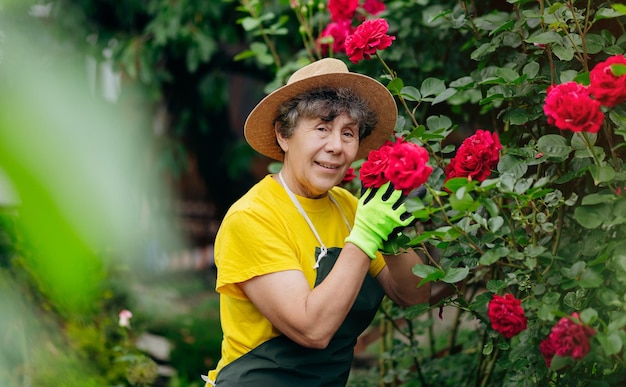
487,294,527,339
550,313,596,359
386,141,432,195
588,55,626,107
361,0,386,17
540,313,596,368
444,129,501,184
540,337,557,368
341,166,356,185
345,18,395,64
360,140,393,188
318,20,353,55
361,138,432,195
543,82,605,133
328,0,359,22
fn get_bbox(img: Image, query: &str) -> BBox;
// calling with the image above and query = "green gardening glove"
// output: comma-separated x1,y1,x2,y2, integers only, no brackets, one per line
345,181,416,259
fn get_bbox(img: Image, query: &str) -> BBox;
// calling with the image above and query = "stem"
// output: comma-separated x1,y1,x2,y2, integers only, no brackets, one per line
241,0,282,68
480,347,501,386
375,52,421,129
474,329,489,387
405,318,428,386
581,131,603,167
565,0,590,70
550,206,564,258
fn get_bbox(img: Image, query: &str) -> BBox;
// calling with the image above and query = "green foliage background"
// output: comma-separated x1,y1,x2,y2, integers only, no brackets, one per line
2,0,626,386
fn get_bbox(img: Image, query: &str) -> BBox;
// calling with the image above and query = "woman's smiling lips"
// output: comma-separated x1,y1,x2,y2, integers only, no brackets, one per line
315,161,342,171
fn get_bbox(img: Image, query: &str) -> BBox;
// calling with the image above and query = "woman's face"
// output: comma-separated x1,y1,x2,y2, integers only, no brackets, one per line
277,112,360,198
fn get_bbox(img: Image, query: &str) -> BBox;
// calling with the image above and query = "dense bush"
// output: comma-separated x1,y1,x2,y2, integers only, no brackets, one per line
237,0,626,385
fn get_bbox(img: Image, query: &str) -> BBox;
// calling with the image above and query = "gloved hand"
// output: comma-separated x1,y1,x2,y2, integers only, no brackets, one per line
345,181,416,259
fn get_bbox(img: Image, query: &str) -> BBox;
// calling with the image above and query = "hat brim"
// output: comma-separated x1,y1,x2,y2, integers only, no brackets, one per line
244,71,397,161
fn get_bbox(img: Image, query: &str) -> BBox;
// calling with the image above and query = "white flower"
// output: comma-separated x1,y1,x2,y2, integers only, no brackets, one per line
118,309,133,328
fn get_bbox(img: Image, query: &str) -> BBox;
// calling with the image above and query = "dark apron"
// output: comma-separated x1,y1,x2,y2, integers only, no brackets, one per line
214,247,385,386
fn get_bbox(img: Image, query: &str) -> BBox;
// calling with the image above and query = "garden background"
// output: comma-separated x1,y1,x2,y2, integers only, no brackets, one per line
1,0,626,386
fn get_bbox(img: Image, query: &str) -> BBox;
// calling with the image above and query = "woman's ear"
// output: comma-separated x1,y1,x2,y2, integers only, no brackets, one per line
275,124,288,153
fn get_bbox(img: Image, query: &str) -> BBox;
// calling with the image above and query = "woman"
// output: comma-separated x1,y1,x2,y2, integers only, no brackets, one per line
204,58,430,386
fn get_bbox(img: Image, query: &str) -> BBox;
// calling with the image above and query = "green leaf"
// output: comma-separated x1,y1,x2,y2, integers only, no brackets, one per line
479,247,509,265
571,132,596,150
240,16,261,31
580,308,598,324
589,164,616,185
526,31,562,45
613,4,626,15
486,280,505,293
483,340,494,355
400,86,421,101
581,193,615,205
594,7,624,20
537,135,571,159
523,61,540,79
387,77,404,95
497,155,528,179
550,355,574,371
496,67,520,83
420,77,446,97
449,189,479,212
431,88,457,105
579,267,603,288
442,266,469,284
413,264,444,286
471,42,497,61
597,332,623,356
611,63,626,77
403,303,431,319
488,216,504,232
553,44,575,61
426,115,453,131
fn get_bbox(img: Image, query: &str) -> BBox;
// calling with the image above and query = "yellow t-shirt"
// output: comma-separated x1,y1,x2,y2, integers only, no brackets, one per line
206,175,385,383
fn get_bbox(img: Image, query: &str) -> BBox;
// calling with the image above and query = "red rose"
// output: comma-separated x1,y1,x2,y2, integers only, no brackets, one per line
540,313,596,368
328,0,359,22
588,55,626,107
543,82,605,133
549,313,596,360
345,18,395,64
540,337,557,368
361,0,386,17
487,294,528,339
318,20,354,55
341,166,356,185
386,141,432,195
360,140,393,188
444,129,501,184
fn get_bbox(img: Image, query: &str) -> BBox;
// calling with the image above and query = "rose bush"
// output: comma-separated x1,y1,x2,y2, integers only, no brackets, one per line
237,0,626,385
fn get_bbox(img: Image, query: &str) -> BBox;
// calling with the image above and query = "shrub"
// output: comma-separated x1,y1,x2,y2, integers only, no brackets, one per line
237,0,626,385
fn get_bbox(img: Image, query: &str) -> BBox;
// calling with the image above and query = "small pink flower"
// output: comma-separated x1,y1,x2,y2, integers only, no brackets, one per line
119,309,133,328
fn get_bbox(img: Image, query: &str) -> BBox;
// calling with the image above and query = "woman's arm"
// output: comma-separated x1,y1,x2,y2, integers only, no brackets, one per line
376,248,430,307
239,242,371,349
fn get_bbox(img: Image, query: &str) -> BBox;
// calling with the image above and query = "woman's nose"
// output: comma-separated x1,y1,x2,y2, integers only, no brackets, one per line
324,130,343,153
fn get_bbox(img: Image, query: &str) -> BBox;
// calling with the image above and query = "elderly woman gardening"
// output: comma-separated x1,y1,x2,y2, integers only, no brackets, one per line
204,58,430,386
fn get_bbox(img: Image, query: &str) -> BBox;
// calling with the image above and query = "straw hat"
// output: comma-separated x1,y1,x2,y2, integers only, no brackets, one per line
244,58,397,161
